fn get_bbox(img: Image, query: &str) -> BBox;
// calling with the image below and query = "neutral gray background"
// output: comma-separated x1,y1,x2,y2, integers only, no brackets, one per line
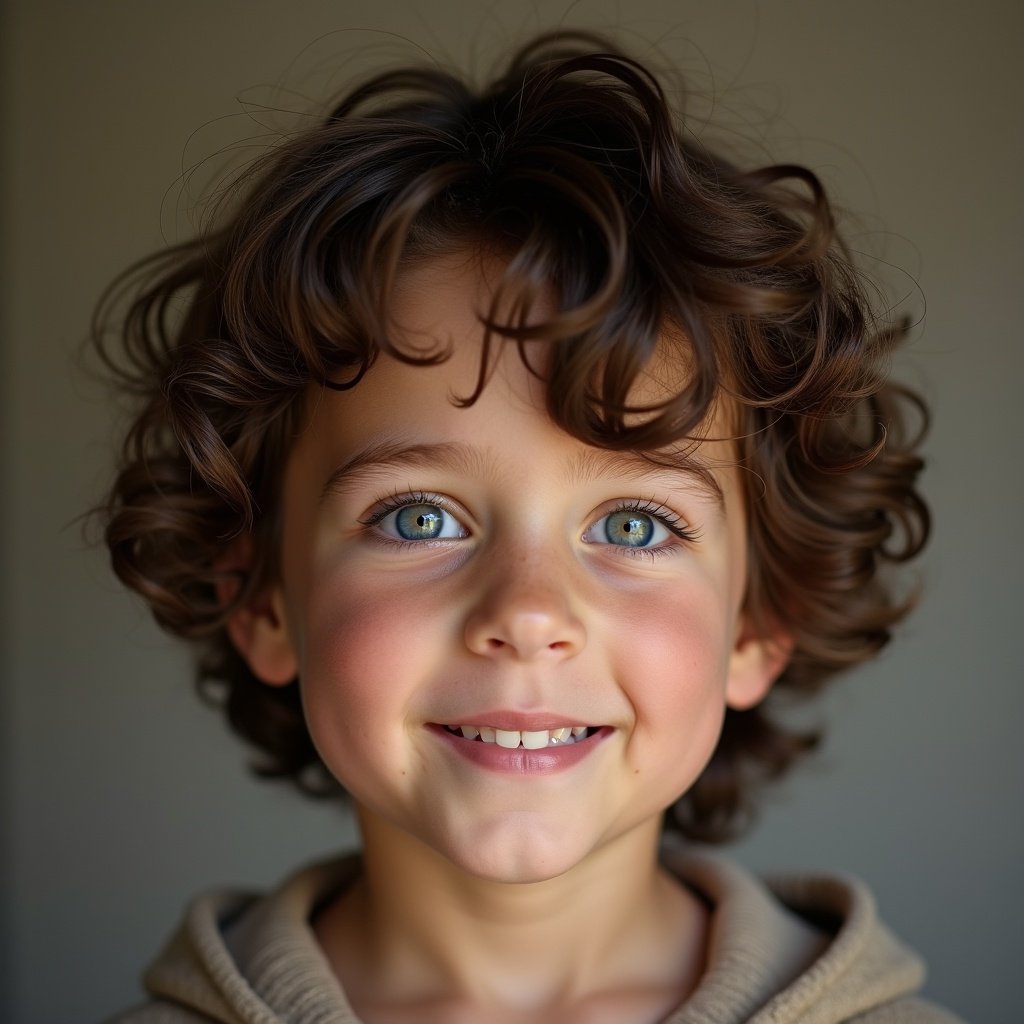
2,1,1022,1021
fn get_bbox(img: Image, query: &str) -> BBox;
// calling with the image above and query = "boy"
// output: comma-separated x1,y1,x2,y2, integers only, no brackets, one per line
96,29,957,1023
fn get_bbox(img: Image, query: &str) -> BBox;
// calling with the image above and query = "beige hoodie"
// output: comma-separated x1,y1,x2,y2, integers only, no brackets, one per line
105,849,963,1023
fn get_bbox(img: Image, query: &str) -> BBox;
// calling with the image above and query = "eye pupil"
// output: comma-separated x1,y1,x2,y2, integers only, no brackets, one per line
396,504,444,539
605,511,654,547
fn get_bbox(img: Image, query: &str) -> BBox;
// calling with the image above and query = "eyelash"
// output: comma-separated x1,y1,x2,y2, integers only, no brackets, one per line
358,492,700,556
600,499,701,561
359,490,461,549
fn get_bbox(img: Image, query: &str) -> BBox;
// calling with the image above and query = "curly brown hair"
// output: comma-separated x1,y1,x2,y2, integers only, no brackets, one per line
93,29,928,843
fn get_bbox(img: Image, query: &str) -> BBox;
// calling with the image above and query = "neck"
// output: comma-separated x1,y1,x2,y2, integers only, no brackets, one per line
315,809,709,1017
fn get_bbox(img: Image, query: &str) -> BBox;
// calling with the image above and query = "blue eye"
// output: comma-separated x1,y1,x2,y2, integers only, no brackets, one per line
583,501,693,554
601,509,668,548
376,501,467,541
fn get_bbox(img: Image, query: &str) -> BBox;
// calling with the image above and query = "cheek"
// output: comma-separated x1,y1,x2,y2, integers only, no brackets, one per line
608,576,735,777
307,582,413,697
614,574,734,690
295,569,447,788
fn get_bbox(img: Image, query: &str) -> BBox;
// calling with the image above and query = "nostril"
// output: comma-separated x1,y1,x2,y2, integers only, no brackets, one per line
464,604,586,660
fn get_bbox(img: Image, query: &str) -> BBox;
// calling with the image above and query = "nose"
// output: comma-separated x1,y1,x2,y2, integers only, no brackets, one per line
463,564,586,663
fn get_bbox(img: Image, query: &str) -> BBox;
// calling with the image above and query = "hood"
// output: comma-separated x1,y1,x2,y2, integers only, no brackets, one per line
110,851,958,1024
661,847,956,1023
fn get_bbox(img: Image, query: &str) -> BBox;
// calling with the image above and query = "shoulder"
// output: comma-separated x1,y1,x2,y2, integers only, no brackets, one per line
660,846,966,1024
848,995,966,1023
101,1003,219,1023
100,854,363,1024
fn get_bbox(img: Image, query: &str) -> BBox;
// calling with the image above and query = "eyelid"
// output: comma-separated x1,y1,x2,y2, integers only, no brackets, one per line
604,499,699,540
359,490,449,527
359,490,471,541
584,498,701,555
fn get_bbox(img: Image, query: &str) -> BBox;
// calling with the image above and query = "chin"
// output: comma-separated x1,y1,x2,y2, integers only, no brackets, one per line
437,812,597,885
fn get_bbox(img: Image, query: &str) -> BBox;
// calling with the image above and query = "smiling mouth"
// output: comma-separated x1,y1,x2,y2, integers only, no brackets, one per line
443,725,598,749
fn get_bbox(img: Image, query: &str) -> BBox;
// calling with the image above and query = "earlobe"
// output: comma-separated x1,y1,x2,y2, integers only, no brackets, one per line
215,542,298,686
725,621,793,711
225,585,299,686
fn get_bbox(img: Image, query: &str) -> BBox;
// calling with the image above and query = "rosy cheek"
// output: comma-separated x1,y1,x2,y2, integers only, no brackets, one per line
607,581,732,765
297,570,445,771
618,570,729,665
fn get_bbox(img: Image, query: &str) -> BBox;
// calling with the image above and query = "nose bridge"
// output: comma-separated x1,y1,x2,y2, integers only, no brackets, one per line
463,529,586,662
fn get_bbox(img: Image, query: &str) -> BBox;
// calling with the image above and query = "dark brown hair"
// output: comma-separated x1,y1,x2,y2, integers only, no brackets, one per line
93,29,928,843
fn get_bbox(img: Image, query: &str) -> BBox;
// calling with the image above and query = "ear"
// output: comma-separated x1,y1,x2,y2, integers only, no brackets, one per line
224,585,299,686
215,541,298,687
725,616,793,711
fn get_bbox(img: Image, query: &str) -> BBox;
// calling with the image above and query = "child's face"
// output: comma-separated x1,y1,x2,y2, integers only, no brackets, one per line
239,255,785,883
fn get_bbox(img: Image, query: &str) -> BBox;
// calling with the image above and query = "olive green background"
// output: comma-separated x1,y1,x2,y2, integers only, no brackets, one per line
3,1,1021,1021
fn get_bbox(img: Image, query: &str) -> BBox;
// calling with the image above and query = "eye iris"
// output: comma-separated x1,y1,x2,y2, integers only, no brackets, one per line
395,504,444,540
605,511,654,547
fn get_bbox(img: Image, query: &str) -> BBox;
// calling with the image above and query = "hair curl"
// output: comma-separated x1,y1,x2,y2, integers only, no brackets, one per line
93,29,928,843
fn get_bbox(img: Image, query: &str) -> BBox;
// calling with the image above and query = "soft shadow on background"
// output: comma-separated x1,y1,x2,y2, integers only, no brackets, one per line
2,2,1022,1021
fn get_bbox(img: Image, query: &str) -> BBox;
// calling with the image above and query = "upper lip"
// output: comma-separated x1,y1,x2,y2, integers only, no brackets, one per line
433,712,598,731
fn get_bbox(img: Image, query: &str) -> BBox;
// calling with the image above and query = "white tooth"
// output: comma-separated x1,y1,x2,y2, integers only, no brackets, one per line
460,726,480,740
495,729,521,749
550,727,572,743
478,727,496,743
571,726,588,738
521,730,550,750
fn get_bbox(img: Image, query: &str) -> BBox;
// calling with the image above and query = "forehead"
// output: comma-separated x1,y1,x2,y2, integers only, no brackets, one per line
293,252,739,497
342,250,727,426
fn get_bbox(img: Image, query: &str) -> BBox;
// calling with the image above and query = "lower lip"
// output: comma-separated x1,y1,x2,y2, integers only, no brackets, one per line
428,725,611,775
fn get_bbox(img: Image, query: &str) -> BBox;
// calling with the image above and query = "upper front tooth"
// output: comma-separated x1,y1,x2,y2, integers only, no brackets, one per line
478,726,497,743
550,727,572,743
460,726,480,740
495,729,521,749
521,730,550,749
571,726,588,738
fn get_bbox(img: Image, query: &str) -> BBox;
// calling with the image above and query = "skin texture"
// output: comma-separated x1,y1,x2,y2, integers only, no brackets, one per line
229,254,789,1021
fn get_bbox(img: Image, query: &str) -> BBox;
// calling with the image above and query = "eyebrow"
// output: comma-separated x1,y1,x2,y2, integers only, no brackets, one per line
566,447,725,510
319,438,725,510
320,440,497,502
